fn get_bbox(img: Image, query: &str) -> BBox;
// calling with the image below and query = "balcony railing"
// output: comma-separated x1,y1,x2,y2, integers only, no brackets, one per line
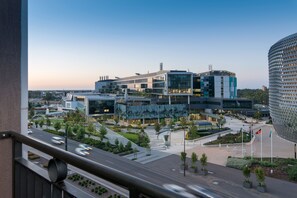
0,131,179,198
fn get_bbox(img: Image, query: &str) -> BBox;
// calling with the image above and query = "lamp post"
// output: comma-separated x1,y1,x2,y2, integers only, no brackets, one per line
241,127,243,158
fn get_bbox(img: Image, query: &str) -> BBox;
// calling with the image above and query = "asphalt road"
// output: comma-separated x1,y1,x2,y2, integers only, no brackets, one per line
28,128,297,198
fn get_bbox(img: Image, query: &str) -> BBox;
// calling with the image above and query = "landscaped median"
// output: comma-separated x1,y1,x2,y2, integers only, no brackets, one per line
226,157,297,183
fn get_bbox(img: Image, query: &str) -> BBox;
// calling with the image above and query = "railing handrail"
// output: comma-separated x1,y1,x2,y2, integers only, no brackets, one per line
1,131,179,198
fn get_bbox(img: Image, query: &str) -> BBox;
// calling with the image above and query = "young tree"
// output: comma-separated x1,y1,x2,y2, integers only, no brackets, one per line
46,117,51,128
114,138,119,147
126,141,132,151
76,127,85,140
39,120,44,128
119,142,124,152
154,121,160,135
99,126,107,141
34,120,39,128
54,122,61,132
200,153,208,172
243,165,251,184
191,152,198,169
87,123,95,134
255,167,265,187
180,152,187,166
188,124,198,140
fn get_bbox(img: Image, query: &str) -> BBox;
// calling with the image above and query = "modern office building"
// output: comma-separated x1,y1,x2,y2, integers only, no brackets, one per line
197,70,237,99
95,68,237,99
95,68,193,99
269,32,297,142
63,93,116,116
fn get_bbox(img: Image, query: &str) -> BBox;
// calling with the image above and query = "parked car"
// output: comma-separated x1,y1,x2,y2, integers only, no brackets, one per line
75,148,89,156
51,136,64,144
163,184,196,198
27,129,33,134
79,144,92,151
187,185,222,198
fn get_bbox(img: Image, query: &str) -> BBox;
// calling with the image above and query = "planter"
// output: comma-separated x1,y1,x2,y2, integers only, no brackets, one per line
243,181,253,188
256,185,267,193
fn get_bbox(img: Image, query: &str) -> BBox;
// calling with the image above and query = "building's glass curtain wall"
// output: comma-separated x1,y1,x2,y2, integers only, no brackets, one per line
167,73,192,94
269,33,297,142
89,100,115,115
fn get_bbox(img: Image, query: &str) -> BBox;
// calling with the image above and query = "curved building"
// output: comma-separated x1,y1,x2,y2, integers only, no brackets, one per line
269,33,297,142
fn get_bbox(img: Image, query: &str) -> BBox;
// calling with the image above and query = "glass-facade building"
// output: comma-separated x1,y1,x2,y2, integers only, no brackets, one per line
269,33,297,142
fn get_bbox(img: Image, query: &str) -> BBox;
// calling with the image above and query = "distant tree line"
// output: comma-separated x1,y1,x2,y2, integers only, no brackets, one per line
237,89,268,105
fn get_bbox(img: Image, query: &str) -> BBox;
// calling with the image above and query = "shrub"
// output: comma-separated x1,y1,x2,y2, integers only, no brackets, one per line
259,160,277,168
288,165,297,181
255,167,265,186
226,158,251,170
242,165,251,182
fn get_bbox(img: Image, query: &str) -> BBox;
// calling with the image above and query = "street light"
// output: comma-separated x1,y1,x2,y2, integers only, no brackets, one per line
241,127,243,158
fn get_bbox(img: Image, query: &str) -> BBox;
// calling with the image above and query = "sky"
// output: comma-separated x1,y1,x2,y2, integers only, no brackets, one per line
28,0,297,90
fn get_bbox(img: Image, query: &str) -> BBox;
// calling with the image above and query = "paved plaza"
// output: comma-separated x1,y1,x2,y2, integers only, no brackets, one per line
135,116,297,166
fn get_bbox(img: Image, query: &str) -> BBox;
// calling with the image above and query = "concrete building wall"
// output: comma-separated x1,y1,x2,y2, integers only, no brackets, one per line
0,0,27,197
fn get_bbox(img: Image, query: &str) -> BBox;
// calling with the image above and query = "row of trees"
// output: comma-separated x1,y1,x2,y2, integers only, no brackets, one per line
180,152,208,174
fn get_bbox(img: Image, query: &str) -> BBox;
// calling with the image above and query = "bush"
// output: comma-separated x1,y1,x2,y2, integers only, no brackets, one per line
259,160,277,168
255,167,265,186
226,158,251,170
288,165,297,181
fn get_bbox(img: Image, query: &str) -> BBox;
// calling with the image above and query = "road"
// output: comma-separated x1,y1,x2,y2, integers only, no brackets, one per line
28,127,297,198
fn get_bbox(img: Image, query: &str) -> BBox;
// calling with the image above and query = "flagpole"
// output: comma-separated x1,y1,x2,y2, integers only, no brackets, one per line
261,128,263,162
250,123,253,160
271,129,273,163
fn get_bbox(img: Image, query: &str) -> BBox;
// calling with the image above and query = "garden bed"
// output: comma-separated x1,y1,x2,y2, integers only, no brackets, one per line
226,157,297,183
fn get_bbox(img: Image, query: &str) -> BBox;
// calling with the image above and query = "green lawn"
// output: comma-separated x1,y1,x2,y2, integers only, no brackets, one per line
116,132,138,143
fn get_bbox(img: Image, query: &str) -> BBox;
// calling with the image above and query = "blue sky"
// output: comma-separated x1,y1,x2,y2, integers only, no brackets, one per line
28,0,297,89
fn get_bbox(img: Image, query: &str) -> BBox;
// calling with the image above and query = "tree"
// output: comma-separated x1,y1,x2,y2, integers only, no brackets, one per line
34,120,39,128
154,121,160,135
46,117,51,128
76,127,85,140
180,152,187,167
72,125,79,134
87,123,95,134
188,124,198,140
119,142,124,152
126,141,132,150
243,165,251,183
99,126,107,141
54,122,61,132
191,152,198,170
253,111,262,120
200,153,208,172
114,138,119,147
255,167,265,187
39,120,44,128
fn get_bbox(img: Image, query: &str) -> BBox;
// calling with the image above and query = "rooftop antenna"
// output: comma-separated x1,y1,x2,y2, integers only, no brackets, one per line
209,64,213,71
160,62,163,71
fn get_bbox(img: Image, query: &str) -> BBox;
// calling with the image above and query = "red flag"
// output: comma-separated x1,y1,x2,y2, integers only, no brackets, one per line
255,129,262,134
